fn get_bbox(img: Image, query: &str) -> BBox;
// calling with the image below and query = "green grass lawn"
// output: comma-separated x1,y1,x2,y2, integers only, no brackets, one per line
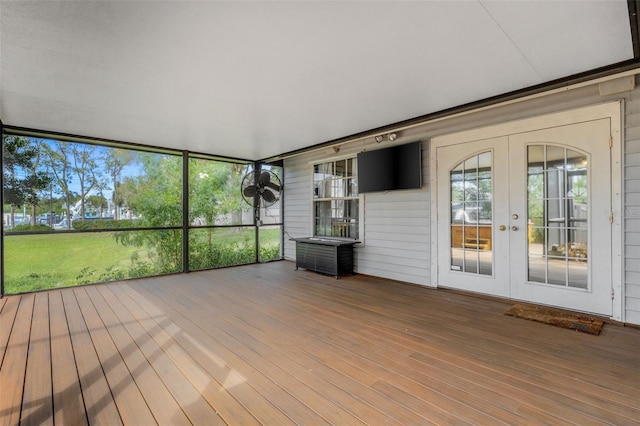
3,227,282,294
3,232,146,293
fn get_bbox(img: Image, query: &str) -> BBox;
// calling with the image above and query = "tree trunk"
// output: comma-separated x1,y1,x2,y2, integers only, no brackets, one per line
113,171,119,221
65,194,72,229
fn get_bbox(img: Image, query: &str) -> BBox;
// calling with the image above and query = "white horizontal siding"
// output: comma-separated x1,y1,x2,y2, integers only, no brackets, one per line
626,167,640,180
624,138,640,155
358,191,430,284
354,261,430,286
283,160,311,260
626,244,640,259
365,222,429,235
626,296,640,312
627,153,640,167
626,273,640,324
364,208,428,219
626,218,640,232
360,238,430,252
624,126,640,142
628,257,640,271
626,192,640,206
625,93,640,325
364,200,430,211
626,311,640,325
625,231,640,245
627,274,640,292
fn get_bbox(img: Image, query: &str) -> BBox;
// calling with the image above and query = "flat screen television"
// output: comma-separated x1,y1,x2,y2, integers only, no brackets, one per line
357,141,422,193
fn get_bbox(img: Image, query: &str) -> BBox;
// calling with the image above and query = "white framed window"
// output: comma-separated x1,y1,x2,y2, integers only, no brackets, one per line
312,157,359,239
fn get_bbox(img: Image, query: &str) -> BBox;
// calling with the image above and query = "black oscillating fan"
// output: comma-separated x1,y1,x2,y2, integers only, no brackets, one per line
241,169,282,208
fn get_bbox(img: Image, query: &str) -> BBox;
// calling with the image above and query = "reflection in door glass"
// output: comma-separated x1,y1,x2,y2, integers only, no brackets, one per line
527,145,588,289
450,152,492,276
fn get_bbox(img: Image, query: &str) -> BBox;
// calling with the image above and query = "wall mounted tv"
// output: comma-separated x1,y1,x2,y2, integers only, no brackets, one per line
357,141,422,193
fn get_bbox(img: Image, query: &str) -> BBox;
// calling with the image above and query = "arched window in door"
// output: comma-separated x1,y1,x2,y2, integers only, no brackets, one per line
450,151,493,276
527,145,588,289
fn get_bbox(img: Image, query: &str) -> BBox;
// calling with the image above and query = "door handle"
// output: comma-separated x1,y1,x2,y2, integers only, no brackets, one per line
499,225,506,231
511,226,519,231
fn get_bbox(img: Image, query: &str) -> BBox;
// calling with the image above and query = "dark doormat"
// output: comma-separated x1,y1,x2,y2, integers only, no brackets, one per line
505,303,604,335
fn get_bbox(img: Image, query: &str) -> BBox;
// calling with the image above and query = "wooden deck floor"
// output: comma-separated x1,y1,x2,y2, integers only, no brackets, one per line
1,260,639,425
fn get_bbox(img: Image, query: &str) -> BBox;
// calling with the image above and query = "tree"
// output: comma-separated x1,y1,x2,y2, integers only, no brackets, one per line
189,159,245,247
115,152,183,273
104,148,135,220
26,139,53,225
71,144,101,221
189,159,241,225
43,141,74,229
2,135,50,227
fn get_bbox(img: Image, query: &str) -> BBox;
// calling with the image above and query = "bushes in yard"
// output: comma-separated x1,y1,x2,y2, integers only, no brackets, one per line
9,224,52,232
71,219,135,230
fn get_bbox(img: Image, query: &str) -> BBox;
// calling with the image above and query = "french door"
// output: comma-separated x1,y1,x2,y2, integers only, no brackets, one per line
435,117,614,316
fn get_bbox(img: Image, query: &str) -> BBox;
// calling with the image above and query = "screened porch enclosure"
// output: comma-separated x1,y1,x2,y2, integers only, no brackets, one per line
1,131,284,296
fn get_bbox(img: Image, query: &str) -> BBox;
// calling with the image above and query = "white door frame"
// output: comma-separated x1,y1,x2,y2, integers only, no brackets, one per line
430,101,623,321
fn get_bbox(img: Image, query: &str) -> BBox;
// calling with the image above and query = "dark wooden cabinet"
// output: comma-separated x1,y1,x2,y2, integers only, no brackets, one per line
291,237,359,278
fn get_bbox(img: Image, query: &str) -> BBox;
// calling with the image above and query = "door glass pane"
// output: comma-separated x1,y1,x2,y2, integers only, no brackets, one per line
527,145,589,289
464,250,479,274
449,152,492,276
464,155,478,171
451,171,464,203
451,248,464,271
568,259,588,289
464,180,478,201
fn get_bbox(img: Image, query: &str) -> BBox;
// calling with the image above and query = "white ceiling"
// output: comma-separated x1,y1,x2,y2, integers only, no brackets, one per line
0,1,634,160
